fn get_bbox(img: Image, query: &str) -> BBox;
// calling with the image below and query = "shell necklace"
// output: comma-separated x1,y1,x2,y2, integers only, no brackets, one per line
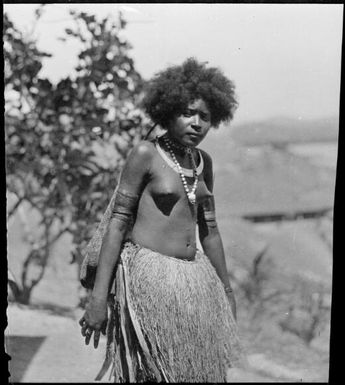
163,136,198,205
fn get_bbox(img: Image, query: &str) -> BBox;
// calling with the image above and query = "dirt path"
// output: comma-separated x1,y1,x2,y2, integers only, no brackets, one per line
6,303,326,383
6,304,106,383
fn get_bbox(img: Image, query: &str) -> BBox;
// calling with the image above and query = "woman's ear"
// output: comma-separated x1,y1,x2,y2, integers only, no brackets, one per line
164,119,173,132
155,126,167,137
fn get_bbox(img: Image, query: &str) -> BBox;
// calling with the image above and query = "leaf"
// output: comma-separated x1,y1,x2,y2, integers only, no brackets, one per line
5,10,146,303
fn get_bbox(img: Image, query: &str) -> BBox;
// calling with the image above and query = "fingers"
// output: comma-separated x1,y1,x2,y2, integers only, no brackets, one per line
101,320,107,336
93,330,101,349
85,328,93,345
79,315,107,347
81,322,89,337
78,316,85,327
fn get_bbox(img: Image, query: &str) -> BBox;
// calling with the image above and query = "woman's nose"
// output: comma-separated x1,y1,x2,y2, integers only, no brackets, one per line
191,114,200,128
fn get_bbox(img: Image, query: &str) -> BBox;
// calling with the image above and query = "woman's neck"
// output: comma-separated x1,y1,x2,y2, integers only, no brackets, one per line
159,133,200,168
163,133,189,152
159,138,184,164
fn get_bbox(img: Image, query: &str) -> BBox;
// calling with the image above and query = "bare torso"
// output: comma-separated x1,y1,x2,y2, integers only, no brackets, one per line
129,139,213,260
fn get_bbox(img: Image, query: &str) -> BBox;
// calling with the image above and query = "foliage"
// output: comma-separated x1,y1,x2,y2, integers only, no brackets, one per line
5,7,151,303
233,245,331,345
278,279,330,345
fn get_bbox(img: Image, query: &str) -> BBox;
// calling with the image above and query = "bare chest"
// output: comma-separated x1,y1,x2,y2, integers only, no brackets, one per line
147,152,213,209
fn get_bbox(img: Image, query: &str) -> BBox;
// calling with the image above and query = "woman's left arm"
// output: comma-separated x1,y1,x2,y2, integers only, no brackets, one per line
198,151,237,320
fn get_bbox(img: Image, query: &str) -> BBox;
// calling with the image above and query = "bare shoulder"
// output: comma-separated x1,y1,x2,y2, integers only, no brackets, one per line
125,140,156,165
198,148,214,189
121,140,156,177
130,140,156,159
199,148,213,169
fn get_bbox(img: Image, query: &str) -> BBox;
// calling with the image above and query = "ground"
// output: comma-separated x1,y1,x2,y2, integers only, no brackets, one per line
6,299,329,382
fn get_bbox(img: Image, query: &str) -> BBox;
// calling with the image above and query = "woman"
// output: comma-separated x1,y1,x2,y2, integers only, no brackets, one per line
79,58,246,382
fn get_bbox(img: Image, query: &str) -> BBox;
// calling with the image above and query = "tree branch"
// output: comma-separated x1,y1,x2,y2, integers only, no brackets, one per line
7,194,25,218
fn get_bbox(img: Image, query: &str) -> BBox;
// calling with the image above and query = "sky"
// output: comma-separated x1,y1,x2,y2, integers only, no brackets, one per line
4,3,344,124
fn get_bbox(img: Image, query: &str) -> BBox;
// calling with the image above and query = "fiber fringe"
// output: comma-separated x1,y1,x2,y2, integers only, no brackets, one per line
96,241,245,383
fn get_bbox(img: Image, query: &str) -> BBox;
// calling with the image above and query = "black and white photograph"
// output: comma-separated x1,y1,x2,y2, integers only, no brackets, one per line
5,2,342,382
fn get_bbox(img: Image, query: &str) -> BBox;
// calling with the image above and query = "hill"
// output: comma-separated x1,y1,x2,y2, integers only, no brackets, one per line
201,141,335,219
201,115,337,219
229,116,339,146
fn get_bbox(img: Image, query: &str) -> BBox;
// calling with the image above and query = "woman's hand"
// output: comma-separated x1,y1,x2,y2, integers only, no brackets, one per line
79,296,108,349
226,291,237,322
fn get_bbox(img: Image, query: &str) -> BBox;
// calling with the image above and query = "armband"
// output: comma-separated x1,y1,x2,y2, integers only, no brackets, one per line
111,189,139,224
201,196,217,228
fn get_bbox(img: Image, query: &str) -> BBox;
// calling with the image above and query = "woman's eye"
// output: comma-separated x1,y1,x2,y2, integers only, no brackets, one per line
183,111,192,117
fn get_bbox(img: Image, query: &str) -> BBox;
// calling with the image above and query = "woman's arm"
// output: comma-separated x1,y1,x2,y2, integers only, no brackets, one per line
197,151,237,320
80,141,154,347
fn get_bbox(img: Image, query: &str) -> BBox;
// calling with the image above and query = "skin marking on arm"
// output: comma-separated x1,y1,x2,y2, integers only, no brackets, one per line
111,189,140,225
200,195,217,229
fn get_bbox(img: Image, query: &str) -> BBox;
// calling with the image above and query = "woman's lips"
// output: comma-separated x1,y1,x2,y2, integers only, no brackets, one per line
186,133,200,140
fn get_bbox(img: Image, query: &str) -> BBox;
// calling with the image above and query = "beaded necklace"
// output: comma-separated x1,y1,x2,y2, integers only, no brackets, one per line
166,137,188,152
163,137,198,205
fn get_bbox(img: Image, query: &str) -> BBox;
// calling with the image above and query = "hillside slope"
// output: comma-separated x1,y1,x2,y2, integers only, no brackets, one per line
229,116,339,146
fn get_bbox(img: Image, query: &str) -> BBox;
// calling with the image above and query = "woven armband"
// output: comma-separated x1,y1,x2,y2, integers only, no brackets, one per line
204,211,217,228
111,190,139,224
201,196,217,228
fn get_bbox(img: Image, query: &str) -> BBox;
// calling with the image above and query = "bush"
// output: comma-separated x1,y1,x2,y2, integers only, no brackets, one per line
5,7,151,304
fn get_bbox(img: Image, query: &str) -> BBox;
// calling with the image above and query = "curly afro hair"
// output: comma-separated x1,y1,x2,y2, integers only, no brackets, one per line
142,57,238,128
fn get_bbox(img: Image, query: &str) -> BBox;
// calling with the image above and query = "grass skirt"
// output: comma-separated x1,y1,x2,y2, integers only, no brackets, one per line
96,241,245,382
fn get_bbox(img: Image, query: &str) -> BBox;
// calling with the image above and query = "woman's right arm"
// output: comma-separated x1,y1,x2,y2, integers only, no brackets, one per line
79,141,154,348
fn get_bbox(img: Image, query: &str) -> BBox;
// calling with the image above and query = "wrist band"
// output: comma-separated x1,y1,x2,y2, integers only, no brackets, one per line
224,285,233,294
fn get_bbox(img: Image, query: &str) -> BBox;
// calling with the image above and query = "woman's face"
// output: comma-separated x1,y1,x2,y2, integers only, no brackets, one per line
168,99,212,147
